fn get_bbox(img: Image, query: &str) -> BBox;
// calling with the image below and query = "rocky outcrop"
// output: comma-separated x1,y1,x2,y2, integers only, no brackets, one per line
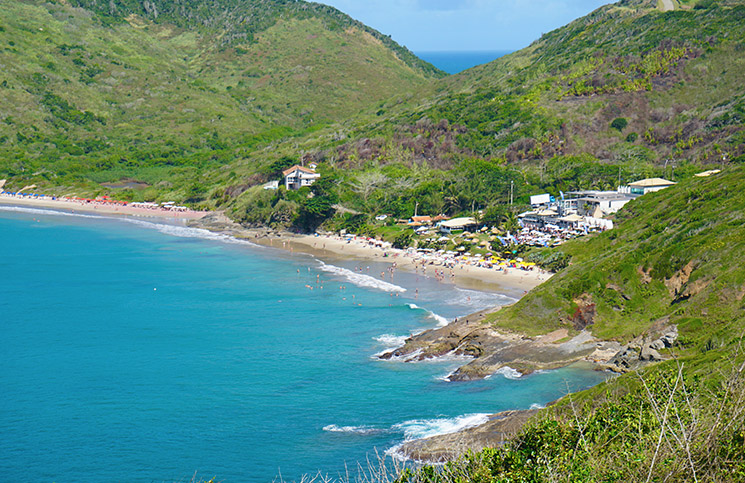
397,409,540,463
379,311,620,381
603,326,678,373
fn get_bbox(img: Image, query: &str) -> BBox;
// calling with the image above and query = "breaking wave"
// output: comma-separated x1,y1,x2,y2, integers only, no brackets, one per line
493,366,523,380
0,205,107,220
322,424,382,435
318,262,406,293
374,333,408,350
124,219,260,247
450,287,518,313
407,302,449,326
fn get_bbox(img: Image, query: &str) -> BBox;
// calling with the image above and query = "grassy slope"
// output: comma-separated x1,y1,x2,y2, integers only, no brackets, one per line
214,0,745,231
488,166,745,345
399,171,745,483
0,0,438,198
397,0,745,162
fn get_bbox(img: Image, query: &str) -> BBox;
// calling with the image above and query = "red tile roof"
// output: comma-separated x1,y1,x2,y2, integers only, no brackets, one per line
283,165,317,176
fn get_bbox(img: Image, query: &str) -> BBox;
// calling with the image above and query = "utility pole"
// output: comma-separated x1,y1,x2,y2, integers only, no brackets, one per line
414,201,419,217
510,180,514,206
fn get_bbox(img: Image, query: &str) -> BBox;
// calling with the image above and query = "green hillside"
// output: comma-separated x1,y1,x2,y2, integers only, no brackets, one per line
213,0,745,232
491,166,745,345
0,0,440,199
395,0,745,163
396,168,745,483
2,0,743,224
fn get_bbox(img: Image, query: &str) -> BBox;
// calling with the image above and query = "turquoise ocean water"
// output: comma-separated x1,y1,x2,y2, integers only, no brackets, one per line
0,206,609,482
415,51,512,74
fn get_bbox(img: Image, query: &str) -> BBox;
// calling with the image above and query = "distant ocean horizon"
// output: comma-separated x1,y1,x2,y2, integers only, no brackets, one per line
416,50,513,74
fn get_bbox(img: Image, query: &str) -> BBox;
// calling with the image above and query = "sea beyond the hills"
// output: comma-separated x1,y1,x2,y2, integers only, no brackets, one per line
0,206,608,482
415,51,512,74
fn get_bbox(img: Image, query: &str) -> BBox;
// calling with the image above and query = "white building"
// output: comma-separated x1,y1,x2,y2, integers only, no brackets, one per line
283,165,320,190
438,217,478,234
564,190,635,217
619,178,676,196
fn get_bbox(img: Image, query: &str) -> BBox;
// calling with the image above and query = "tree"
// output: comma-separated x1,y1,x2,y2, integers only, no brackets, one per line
351,171,388,205
611,117,628,132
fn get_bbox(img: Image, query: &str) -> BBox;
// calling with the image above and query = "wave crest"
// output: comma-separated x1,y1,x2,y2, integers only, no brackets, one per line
318,262,406,293
392,413,490,441
322,424,381,435
407,302,449,326
494,366,523,380
124,219,260,247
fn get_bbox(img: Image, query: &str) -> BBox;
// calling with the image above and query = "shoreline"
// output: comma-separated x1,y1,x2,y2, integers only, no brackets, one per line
1,194,607,463
0,193,209,220
191,213,551,299
0,195,549,297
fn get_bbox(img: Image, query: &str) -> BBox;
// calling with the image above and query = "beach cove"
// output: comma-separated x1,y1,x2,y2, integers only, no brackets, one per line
0,201,610,481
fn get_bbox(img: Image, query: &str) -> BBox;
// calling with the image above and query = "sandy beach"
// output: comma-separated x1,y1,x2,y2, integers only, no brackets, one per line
190,213,551,297
0,194,550,296
0,193,209,220
279,232,551,295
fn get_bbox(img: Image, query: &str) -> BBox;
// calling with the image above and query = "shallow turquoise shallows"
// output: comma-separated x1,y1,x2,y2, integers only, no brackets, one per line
0,207,609,482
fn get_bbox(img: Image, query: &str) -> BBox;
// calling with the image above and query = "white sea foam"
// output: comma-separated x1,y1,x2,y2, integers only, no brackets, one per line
529,403,546,410
374,334,408,349
392,413,491,441
385,412,491,462
124,219,260,247
494,366,523,380
322,424,381,435
0,205,108,220
451,287,518,314
428,312,449,327
407,302,449,327
318,262,406,293
435,369,457,382
0,205,264,250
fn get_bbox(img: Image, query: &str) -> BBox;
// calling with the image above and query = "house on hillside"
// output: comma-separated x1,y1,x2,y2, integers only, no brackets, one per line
620,178,676,196
409,215,433,226
283,165,320,190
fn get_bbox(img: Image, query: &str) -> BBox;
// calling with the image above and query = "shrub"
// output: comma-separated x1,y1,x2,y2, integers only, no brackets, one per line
611,117,628,131
392,231,413,249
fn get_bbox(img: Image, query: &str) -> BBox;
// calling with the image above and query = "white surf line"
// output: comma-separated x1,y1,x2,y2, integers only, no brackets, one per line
318,261,407,293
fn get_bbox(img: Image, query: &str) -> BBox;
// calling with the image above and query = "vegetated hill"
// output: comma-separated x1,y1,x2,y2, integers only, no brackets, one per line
0,0,440,198
490,167,745,346
398,169,745,483
214,0,745,231
391,0,745,164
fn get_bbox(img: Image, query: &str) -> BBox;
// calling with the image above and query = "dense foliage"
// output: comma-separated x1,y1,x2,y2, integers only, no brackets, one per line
0,0,438,202
395,359,745,482
383,166,745,482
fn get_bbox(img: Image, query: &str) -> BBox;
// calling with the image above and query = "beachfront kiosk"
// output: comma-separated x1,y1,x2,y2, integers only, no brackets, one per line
439,217,478,234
